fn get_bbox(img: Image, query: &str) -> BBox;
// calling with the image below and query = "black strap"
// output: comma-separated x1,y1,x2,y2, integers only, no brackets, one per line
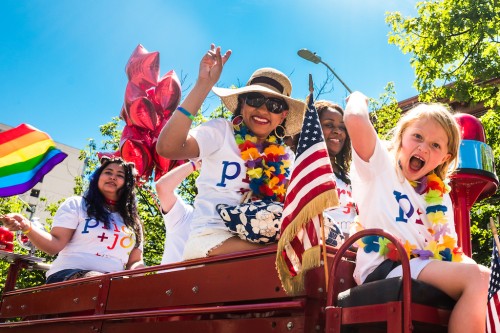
364,259,402,284
249,76,285,94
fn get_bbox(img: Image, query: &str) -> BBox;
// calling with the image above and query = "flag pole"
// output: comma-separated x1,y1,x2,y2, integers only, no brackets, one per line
308,73,330,288
319,214,329,288
490,216,500,253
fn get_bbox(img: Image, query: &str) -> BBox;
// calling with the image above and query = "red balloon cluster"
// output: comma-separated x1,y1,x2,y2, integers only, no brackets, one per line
117,44,182,183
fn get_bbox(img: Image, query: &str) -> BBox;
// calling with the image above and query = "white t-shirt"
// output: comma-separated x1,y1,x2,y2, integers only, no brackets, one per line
161,194,193,265
188,119,256,235
324,174,357,235
47,196,142,277
350,138,456,284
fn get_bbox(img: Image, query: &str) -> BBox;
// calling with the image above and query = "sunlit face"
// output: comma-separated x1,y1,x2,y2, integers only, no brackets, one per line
241,93,288,142
399,117,451,181
320,108,346,159
98,163,126,200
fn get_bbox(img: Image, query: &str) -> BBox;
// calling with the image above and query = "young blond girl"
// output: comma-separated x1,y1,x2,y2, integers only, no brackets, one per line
344,91,490,333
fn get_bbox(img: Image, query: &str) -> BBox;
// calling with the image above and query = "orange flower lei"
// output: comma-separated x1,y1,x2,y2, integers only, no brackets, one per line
233,122,291,202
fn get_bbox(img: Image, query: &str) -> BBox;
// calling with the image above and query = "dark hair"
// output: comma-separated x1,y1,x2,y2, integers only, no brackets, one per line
84,158,142,247
315,100,352,185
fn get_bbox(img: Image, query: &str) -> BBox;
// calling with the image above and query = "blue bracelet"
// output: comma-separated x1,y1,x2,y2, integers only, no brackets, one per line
177,106,195,121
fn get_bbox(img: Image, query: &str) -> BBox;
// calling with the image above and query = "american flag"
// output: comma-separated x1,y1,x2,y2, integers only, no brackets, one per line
487,240,500,332
276,92,339,295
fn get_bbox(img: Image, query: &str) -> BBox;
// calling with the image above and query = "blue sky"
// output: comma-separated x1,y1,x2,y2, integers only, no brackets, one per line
1,0,417,150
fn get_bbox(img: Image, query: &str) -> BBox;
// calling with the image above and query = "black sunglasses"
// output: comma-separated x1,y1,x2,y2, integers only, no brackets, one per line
243,93,289,114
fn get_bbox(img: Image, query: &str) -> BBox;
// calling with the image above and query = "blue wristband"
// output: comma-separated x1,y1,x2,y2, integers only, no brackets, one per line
177,106,195,121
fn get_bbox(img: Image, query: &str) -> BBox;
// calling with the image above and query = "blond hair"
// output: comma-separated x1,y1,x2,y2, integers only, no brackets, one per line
388,103,461,180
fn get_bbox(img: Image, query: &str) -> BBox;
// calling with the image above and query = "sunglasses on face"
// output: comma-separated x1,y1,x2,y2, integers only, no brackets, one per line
243,93,289,114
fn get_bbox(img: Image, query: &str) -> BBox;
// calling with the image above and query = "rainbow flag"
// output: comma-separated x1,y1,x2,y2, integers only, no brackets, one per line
0,124,67,197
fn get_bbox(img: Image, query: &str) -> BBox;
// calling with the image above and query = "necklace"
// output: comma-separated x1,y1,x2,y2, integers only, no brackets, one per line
408,173,462,260
105,198,117,206
360,173,463,262
233,122,291,202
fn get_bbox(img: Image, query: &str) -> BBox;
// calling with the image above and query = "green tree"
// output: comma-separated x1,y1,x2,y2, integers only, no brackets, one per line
387,0,500,265
386,0,500,110
369,82,402,138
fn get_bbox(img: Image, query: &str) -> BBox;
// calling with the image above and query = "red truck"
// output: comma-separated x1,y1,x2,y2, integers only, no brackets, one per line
0,114,497,333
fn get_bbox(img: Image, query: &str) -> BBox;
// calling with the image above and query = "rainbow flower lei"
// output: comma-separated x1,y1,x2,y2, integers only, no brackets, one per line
360,173,463,262
233,122,291,202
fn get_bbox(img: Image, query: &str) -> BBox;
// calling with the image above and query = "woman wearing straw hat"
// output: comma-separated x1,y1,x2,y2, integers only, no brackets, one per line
156,44,306,259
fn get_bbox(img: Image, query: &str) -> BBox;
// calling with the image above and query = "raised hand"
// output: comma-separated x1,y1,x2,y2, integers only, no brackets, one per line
198,44,232,86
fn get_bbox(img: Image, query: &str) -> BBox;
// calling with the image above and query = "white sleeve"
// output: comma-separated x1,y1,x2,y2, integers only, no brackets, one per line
163,194,193,232
351,138,393,182
190,119,227,158
51,196,83,229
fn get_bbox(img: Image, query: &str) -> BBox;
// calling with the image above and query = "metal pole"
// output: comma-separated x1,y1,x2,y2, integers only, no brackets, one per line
319,60,352,94
297,48,353,94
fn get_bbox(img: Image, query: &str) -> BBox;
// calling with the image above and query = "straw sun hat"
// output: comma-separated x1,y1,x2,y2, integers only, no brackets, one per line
212,68,306,136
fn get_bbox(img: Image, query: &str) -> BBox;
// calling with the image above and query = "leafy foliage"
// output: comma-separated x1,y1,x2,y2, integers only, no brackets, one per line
369,82,402,138
387,0,500,111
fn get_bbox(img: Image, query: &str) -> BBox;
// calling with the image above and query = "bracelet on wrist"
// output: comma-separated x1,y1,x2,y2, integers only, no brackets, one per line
177,106,195,121
190,160,197,172
22,220,32,235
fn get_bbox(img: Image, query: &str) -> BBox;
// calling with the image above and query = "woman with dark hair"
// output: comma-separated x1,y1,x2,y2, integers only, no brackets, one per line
0,157,144,283
315,100,357,238
285,100,357,243
156,44,306,259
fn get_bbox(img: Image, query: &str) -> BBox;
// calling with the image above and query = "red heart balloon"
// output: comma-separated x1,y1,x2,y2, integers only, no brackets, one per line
151,118,167,140
125,44,160,90
153,163,168,182
151,137,171,182
155,70,181,118
128,97,158,131
119,104,132,126
124,81,147,105
168,159,186,172
120,125,153,180
146,87,166,125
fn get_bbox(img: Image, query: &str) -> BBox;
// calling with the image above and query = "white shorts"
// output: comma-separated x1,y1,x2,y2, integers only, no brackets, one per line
386,257,434,280
182,228,234,260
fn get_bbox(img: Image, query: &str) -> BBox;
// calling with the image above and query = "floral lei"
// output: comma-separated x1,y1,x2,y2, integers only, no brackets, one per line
360,173,463,262
233,121,291,202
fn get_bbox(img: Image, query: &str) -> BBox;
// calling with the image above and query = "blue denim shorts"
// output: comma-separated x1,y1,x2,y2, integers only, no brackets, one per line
46,269,91,284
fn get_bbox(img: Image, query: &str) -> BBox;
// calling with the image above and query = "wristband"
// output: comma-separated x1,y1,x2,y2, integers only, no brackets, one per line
190,161,197,171
177,106,195,121
22,220,32,235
